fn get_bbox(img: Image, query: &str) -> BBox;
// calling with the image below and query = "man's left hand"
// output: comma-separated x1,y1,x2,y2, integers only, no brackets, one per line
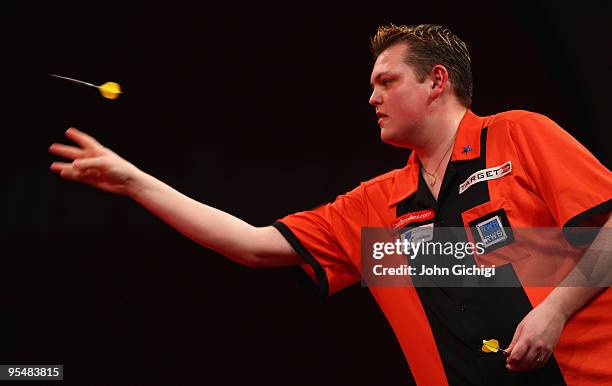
504,301,567,371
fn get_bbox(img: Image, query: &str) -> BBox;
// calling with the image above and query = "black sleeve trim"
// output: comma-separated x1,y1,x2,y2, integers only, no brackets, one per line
272,221,329,297
562,199,612,245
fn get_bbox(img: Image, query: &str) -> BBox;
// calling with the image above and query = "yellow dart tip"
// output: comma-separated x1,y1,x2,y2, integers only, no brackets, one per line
98,82,122,99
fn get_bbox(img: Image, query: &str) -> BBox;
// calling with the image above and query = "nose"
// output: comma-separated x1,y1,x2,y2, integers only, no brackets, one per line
369,88,381,106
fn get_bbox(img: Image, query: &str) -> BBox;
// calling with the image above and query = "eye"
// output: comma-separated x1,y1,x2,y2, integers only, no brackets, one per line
382,79,394,86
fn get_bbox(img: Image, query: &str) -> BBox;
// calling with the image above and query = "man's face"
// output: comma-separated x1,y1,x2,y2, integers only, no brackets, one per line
369,43,432,148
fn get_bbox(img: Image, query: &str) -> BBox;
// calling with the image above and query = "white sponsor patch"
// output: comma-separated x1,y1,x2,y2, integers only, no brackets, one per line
459,161,512,194
476,216,507,248
400,223,434,245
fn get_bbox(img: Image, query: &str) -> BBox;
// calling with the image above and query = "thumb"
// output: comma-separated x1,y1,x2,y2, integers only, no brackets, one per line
505,322,524,354
73,156,107,170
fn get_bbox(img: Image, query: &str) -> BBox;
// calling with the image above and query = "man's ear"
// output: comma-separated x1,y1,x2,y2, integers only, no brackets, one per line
430,65,449,99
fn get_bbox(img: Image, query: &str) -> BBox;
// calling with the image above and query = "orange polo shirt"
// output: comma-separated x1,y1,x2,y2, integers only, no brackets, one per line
273,109,612,386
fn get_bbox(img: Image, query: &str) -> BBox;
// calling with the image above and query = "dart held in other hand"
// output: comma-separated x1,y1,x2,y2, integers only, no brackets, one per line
482,338,508,355
50,74,122,99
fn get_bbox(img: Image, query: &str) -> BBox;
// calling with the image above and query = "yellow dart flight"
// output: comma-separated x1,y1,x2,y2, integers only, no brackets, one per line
50,74,122,99
482,338,500,353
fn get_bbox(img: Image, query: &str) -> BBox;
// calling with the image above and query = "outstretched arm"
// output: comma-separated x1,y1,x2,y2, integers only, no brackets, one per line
49,127,301,268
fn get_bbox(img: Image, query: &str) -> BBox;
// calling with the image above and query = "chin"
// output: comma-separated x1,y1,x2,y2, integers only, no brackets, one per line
380,129,411,148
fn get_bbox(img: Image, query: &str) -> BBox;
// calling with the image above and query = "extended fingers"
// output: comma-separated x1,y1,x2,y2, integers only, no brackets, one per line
51,162,81,181
65,127,102,149
50,161,72,173
73,156,107,170
49,143,86,160
51,155,106,174
51,161,100,182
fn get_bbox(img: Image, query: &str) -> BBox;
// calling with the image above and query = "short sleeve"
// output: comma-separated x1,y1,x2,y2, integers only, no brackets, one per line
510,113,612,243
272,184,367,296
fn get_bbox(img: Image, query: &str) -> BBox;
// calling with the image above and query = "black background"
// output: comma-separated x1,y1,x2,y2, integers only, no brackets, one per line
2,1,610,385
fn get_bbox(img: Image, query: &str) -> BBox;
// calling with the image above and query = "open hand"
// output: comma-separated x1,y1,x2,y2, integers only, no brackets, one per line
49,127,142,195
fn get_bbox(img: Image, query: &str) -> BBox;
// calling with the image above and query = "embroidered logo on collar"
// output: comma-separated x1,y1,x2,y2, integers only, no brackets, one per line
459,161,512,194
462,145,472,155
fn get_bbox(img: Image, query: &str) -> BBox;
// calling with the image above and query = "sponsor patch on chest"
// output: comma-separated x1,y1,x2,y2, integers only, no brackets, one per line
476,215,507,248
399,223,434,245
459,161,512,194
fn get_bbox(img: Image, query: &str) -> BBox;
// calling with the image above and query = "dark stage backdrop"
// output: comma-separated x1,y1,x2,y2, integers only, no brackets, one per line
2,1,610,385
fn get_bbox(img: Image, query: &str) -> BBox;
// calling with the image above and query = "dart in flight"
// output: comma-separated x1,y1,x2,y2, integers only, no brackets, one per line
50,74,122,100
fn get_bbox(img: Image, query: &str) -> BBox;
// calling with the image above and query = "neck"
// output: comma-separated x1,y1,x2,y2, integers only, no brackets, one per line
415,105,467,168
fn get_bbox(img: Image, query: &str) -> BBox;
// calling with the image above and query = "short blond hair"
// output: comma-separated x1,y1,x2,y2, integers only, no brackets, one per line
371,24,472,107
